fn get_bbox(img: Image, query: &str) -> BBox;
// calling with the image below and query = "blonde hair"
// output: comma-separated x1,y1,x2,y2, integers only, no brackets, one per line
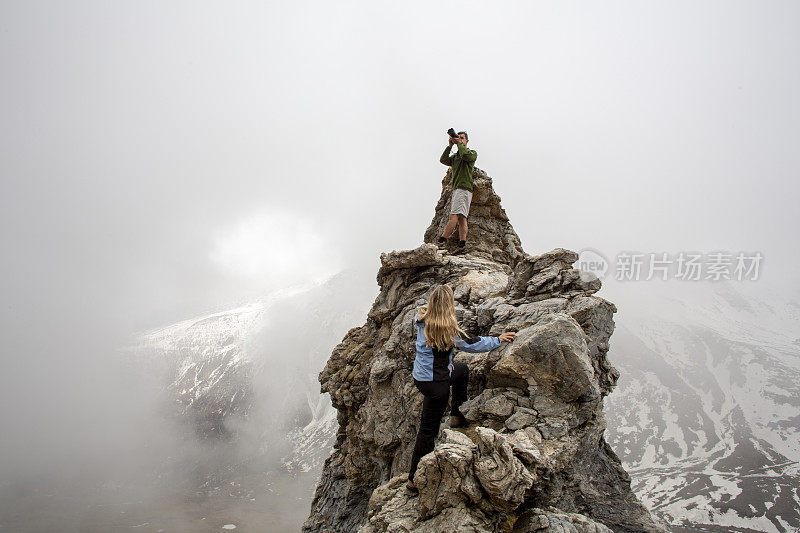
417,285,467,351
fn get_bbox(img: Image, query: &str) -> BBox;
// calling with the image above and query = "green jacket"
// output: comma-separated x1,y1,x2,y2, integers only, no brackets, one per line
440,142,477,191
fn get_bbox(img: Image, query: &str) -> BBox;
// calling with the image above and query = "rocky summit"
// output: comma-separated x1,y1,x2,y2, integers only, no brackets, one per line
303,168,668,532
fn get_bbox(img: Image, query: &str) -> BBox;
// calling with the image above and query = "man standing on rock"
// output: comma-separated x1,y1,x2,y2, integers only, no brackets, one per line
438,131,477,252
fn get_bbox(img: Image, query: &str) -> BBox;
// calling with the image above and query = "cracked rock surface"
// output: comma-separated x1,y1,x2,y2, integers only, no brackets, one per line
303,168,667,532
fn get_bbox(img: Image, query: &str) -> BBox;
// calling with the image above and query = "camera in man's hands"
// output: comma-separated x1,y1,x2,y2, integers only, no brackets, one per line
447,128,459,139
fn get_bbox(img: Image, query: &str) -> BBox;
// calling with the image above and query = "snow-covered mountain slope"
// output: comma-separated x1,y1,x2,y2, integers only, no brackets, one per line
119,269,374,472
128,300,268,437
604,280,800,532
282,393,338,474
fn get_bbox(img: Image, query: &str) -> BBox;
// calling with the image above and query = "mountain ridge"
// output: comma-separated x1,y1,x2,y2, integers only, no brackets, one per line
605,281,800,531
303,167,667,532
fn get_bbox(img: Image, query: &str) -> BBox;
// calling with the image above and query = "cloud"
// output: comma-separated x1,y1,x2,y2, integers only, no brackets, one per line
210,208,341,290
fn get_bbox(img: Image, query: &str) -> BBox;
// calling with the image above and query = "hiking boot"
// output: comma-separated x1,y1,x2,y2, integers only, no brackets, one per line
449,414,469,428
437,236,447,248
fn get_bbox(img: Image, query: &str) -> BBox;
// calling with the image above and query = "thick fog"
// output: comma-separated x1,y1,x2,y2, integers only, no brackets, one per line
1,1,798,530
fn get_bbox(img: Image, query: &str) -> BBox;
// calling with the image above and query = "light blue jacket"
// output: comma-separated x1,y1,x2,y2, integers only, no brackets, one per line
412,312,501,381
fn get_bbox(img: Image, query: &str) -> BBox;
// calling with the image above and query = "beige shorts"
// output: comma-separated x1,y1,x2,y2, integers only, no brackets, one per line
450,188,473,217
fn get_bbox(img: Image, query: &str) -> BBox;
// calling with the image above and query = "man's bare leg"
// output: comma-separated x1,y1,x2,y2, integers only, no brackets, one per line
441,214,459,239
457,215,468,241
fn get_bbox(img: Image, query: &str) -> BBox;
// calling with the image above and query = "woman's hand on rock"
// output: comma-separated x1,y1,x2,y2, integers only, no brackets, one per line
499,331,517,343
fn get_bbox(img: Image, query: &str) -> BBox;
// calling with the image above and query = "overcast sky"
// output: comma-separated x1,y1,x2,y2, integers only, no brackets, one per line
1,1,799,486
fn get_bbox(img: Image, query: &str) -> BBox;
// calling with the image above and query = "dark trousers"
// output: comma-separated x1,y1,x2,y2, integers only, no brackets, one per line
408,362,469,482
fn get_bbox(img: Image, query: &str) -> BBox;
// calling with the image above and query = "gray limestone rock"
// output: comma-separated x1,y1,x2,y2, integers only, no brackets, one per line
423,168,525,267
505,407,538,431
377,243,447,282
304,168,668,533
414,439,476,518
473,426,536,510
514,507,614,532
506,426,545,465
489,314,599,402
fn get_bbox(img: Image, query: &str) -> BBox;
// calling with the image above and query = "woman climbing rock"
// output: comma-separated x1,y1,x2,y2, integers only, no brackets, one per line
407,284,516,490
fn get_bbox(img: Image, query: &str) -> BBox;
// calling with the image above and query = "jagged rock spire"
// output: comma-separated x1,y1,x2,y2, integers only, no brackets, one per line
304,167,667,533
423,167,525,267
